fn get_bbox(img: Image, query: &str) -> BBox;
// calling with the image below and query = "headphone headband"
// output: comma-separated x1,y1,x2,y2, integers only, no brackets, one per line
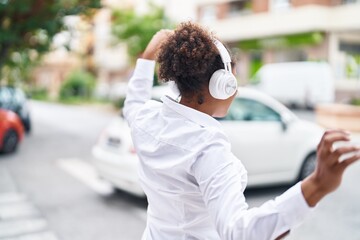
214,39,232,72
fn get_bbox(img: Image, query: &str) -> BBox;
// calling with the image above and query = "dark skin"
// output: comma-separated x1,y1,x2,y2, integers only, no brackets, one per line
179,88,237,118
142,29,360,239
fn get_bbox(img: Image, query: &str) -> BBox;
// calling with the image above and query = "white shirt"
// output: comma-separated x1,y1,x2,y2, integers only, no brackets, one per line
123,59,313,240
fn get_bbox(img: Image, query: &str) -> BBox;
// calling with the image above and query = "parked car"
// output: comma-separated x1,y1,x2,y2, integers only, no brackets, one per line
0,87,31,133
0,109,24,153
251,62,335,108
92,86,324,196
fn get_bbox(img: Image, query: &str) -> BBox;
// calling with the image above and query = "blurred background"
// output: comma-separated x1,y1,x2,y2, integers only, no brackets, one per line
1,0,360,240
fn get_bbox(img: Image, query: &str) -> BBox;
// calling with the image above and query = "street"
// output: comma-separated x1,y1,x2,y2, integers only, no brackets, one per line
1,101,360,240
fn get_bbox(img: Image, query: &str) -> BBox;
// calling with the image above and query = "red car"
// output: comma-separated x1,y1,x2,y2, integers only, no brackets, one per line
0,109,24,153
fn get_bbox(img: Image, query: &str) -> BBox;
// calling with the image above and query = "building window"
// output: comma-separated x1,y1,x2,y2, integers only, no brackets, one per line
340,42,360,79
271,0,291,11
228,0,252,17
199,5,217,23
341,0,360,4
341,0,359,4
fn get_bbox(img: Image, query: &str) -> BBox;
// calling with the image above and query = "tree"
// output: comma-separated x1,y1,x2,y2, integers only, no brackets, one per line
111,4,173,63
0,0,101,84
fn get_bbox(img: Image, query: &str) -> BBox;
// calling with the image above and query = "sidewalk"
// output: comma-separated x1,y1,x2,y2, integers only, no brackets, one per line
0,167,59,240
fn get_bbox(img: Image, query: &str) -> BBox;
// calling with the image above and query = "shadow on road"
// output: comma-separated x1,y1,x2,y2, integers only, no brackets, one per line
100,189,148,209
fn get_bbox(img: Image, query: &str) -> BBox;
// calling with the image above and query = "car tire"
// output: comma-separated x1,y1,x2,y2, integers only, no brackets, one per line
299,152,317,180
1,129,19,153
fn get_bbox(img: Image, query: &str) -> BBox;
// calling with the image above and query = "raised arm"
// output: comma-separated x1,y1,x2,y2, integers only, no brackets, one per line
192,130,360,240
192,141,312,240
123,30,173,125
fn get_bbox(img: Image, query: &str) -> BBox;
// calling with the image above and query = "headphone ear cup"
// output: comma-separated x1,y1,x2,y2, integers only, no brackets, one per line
209,70,237,100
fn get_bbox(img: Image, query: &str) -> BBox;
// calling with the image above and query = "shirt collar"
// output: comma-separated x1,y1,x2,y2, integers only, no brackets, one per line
161,95,223,129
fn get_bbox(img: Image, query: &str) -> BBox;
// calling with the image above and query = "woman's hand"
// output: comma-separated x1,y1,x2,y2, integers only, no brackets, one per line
142,29,173,61
302,130,360,207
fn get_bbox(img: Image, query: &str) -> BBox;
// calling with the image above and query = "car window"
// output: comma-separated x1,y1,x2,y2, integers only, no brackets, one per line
0,88,11,104
14,88,26,102
0,88,4,103
221,98,281,122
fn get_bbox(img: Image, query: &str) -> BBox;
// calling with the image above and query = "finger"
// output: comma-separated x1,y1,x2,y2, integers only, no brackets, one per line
163,29,174,34
159,29,173,35
339,151,360,170
159,30,173,41
318,130,348,148
322,133,350,149
323,129,351,136
333,146,360,158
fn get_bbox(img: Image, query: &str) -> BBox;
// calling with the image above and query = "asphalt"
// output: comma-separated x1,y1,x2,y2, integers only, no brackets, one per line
0,166,59,240
0,102,359,240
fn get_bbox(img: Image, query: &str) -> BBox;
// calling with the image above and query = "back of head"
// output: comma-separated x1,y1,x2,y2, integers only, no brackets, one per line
157,22,224,99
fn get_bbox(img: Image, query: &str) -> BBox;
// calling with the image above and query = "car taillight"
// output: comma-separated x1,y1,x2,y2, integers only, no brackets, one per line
129,146,136,154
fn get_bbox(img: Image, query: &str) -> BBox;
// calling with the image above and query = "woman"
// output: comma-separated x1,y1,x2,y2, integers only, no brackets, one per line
123,22,360,240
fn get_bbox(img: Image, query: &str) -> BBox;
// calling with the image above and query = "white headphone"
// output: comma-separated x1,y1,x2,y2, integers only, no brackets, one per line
169,39,237,100
209,39,238,100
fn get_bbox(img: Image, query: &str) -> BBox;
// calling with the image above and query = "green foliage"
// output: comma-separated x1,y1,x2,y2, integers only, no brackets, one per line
112,97,126,109
239,32,324,50
59,69,96,101
1,49,37,85
345,54,360,78
0,0,101,82
351,98,360,106
28,87,48,100
111,4,173,62
249,58,263,79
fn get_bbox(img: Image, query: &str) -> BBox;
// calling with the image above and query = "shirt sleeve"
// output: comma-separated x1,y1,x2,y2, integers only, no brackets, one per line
191,140,313,240
123,58,156,126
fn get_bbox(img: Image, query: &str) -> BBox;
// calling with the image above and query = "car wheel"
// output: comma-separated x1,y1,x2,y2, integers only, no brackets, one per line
1,129,19,153
299,153,317,180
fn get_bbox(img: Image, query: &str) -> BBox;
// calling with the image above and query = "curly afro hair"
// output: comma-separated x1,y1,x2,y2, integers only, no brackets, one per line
157,21,225,98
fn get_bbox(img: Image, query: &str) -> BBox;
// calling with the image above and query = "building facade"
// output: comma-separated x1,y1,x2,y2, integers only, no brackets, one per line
195,0,360,93
32,0,360,100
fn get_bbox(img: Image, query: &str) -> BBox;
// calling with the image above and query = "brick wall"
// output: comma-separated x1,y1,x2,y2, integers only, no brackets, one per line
217,2,229,20
252,0,269,13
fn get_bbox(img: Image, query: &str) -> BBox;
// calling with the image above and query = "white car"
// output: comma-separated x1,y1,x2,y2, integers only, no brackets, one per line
92,86,323,197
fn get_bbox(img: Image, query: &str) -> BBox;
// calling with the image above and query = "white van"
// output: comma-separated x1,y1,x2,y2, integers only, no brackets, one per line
251,62,335,108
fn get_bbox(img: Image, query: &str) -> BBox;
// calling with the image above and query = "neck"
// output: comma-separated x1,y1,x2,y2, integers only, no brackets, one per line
179,96,214,116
